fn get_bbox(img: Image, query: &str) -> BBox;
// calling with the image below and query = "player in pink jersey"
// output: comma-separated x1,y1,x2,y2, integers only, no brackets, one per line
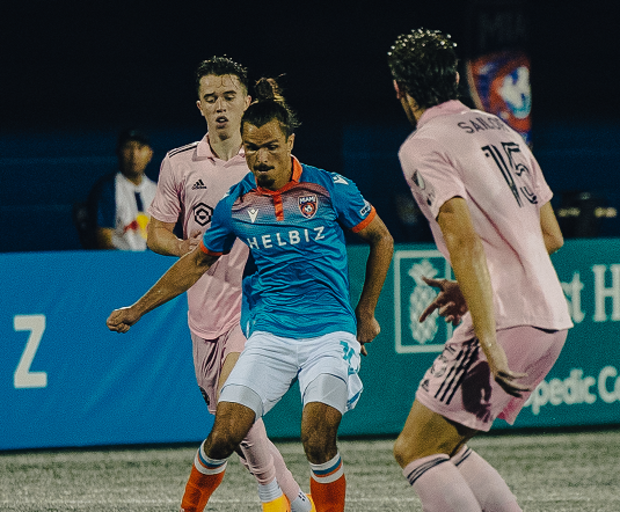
146,57,310,512
387,29,573,511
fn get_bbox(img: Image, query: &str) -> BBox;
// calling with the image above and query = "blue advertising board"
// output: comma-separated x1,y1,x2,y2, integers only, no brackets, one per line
1,241,619,450
1,251,211,450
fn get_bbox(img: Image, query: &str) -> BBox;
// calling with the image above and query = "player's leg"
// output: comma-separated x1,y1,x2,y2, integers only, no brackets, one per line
451,445,521,512
394,400,481,512
297,332,362,512
180,334,227,512
180,401,255,512
220,327,309,511
181,334,256,511
266,439,315,512
219,331,303,511
301,400,344,512
394,336,485,512
444,326,567,512
237,420,314,512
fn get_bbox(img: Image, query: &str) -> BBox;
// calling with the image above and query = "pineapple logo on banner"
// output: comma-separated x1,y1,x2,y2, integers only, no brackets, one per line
394,249,453,353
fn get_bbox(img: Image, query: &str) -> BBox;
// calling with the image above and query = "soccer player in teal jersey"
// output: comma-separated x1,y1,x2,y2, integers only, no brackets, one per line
107,77,394,512
206,152,372,340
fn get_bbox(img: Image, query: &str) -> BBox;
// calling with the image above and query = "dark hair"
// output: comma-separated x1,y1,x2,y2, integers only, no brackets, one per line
241,77,300,138
116,128,150,150
387,28,459,109
195,56,249,95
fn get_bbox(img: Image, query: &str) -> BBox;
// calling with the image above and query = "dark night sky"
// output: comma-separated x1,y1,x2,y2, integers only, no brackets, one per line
2,0,619,135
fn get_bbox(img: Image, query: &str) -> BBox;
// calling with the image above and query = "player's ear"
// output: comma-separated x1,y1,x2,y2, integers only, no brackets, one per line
196,100,205,116
456,71,460,86
287,133,295,152
393,80,405,100
244,95,252,111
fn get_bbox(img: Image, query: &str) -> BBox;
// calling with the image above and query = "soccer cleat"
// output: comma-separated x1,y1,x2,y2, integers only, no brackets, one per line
306,494,316,512
284,493,315,512
262,493,291,512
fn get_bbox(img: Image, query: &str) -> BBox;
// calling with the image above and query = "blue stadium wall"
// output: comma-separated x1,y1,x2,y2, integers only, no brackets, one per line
1,122,619,253
2,240,620,451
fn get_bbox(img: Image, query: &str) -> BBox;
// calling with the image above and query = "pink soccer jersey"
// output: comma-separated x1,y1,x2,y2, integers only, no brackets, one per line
148,135,250,338
398,100,573,339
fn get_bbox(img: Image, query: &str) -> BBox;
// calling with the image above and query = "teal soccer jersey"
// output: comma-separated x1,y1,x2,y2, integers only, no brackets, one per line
200,157,376,339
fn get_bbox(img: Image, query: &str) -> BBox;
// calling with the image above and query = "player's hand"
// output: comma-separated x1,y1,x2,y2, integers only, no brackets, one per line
179,230,203,255
356,316,380,356
419,276,468,326
106,306,141,334
484,342,530,397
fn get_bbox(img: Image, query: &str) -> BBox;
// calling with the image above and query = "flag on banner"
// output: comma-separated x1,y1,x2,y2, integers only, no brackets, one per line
466,50,532,145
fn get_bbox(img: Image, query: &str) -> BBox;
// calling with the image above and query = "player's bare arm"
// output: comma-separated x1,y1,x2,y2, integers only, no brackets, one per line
147,217,202,257
418,276,467,326
420,203,563,329
352,214,394,355
95,227,116,250
539,201,564,255
106,248,219,333
437,196,529,397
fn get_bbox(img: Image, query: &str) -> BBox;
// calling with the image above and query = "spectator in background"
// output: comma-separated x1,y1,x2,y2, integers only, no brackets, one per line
88,129,156,250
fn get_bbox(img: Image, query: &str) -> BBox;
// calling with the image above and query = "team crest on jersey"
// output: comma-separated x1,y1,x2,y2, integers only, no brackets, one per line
299,195,318,219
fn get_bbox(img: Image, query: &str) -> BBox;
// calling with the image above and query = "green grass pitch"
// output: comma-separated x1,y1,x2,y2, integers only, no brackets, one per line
2,429,619,511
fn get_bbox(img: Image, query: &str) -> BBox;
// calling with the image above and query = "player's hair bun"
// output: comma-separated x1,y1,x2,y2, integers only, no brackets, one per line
243,75,300,137
254,77,285,104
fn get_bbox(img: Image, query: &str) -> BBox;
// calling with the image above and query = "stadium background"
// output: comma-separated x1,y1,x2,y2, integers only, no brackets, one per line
2,0,620,452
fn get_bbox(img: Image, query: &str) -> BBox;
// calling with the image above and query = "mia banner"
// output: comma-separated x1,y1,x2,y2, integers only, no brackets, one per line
465,0,531,144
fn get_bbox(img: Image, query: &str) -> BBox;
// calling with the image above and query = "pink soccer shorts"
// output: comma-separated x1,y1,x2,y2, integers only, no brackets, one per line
415,325,568,431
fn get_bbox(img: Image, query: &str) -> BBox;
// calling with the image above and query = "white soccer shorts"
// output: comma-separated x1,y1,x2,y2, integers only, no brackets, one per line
219,330,363,418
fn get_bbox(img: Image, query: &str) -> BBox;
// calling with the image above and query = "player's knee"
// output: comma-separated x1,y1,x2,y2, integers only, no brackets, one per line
301,417,338,463
393,433,417,468
302,432,337,463
207,402,255,459
205,429,241,460
301,400,341,463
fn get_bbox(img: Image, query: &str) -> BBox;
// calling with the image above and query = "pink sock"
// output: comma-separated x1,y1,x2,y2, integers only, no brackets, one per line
267,437,306,503
238,419,304,504
452,446,522,512
403,454,481,512
237,419,276,484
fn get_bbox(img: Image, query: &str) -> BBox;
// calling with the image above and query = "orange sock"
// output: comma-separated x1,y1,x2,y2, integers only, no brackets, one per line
309,454,346,512
180,442,227,512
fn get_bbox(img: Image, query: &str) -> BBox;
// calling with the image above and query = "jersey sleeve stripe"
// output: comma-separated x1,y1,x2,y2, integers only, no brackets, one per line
199,240,225,256
351,206,376,233
167,141,198,158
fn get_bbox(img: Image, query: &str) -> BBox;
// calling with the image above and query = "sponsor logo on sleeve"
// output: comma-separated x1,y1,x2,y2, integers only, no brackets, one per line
360,200,372,217
333,174,349,185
